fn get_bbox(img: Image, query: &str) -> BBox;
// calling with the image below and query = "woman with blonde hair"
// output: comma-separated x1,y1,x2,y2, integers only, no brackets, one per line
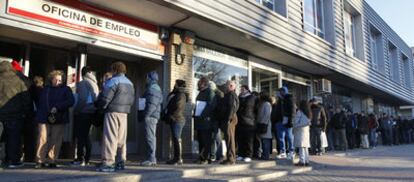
34,70,74,168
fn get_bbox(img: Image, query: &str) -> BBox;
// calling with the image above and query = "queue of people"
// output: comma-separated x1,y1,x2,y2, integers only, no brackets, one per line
1,60,414,171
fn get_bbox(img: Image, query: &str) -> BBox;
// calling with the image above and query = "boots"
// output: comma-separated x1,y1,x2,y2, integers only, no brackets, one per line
167,138,183,165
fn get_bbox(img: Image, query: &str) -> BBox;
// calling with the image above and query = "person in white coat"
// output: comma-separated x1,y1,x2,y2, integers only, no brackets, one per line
293,100,312,166
256,91,273,160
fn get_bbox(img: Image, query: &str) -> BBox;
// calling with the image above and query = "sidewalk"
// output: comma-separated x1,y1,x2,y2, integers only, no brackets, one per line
0,159,312,182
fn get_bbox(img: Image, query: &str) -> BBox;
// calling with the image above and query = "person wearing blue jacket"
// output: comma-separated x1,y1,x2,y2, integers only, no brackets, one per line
140,71,163,166
34,70,74,169
96,62,135,172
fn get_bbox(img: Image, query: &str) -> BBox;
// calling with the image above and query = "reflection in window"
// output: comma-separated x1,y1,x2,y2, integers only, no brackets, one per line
193,56,248,94
304,0,325,38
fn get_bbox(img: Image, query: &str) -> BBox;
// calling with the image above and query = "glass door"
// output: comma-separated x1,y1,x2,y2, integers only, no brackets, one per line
250,65,281,99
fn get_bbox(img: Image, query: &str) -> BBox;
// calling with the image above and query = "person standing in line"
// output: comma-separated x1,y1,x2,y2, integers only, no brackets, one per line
331,108,348,151
345,111,357,149
209,81,224,162
165,80,188,165
95,62,134,172
367,113,379,148
140,71,163,166
218,80,239,165
256,91,272,160
35,70,74,169
71,66,99,166
193,77,215,164
274,87,296,160
293,100,312,167
0,61,31,168
236,85,256,163
309,99,327,155
358,112,369,149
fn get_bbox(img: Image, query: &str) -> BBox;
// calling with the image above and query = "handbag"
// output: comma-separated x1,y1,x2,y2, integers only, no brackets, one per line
256,123,268,134
46,87,57,124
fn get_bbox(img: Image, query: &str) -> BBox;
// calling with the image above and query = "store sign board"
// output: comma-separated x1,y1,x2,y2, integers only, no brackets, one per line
6,0,160,52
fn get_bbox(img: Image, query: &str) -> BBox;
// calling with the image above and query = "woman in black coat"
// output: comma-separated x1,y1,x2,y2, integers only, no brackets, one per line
165,80,188,165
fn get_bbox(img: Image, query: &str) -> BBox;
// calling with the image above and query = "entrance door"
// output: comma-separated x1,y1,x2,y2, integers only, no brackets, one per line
251,65,281,99
85,46,163,155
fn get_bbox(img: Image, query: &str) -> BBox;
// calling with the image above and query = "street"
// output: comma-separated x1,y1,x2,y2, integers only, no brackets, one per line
277,144,414,182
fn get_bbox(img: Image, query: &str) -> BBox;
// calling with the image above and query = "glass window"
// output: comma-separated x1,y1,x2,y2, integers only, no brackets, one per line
304,0,325,38
193,56,248,96
252,67,279,98
388,44,399,82
370,32,378,70
344,10,356,57
254,0,287,17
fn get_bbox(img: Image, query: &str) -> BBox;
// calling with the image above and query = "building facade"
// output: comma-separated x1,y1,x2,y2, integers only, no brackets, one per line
0,0,412,158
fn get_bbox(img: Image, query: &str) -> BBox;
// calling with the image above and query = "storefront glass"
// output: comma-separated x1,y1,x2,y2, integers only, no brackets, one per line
251,67,279,97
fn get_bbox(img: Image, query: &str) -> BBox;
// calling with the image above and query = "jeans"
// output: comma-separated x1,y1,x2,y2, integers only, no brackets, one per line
74,113,93,162
23,119,37,162
170,122,185,140
210,128,222,160
384,128,393,145
3,120,24,163
310,127,323,153
261,138,272,160
346,129,356,149
369,129,377,147
275,122,294,154
326,128,336,151
236,127,255,158
144,118,158,162
360,134,369,148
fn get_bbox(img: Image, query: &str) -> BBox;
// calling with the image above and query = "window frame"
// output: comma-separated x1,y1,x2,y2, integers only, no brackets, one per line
251,0,288,18
370,32,378,70
344,10,357,57
303,0,325,39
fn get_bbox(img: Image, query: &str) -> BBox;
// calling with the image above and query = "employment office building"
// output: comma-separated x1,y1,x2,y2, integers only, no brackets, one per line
0,0,412,158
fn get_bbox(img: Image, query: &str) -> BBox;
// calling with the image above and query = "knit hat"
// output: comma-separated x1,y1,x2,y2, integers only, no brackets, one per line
147,71,159,81
175,79,186,88
279,86,289,94
11,60,23,72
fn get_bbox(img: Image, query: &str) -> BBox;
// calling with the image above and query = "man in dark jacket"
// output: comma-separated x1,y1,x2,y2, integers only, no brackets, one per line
165,80,187,165
140,71,163,166
0,61,31,168
236,85,256,162
273,87,295,159
346,111,357,149
96,62,135,172
331,108,348,151
209,81,224,162
194,77,215,164
309,99,327,155
219,80,239,165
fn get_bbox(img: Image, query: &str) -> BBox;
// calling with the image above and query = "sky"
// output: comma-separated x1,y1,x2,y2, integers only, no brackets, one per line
365,0,414,47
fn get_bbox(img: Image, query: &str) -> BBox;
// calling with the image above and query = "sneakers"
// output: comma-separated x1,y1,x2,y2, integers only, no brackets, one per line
8,162,24,169
96,164,115,172
70,160,86,167
243,157,252,163
34,163,47,169
236,156,244,161
287,152,295,160
115,161,125,170
166,159,183,165
140,160,157,166
276,153,287,159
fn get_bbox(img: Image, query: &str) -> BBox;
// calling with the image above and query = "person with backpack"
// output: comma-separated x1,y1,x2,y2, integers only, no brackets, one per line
309,99,327,155
331,108,348,151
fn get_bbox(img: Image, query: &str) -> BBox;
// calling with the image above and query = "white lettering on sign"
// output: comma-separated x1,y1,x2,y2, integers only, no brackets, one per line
6,0,160,52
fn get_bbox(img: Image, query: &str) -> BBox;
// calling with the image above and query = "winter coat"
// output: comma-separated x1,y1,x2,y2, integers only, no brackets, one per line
96,74,135,114
0,62,31,122
194,87,215,130
293,110,311,148
218,90,239,126
358,116,369,134
210,89,224,131
237,93,256,129
75,73,99,114
165,87,187,123
331,112,347,129
257,101,272,139
367,116,379,129
143,81,163,122
310,104,327,131
346,115,357,132
271,94,295,127
35,85,74,124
